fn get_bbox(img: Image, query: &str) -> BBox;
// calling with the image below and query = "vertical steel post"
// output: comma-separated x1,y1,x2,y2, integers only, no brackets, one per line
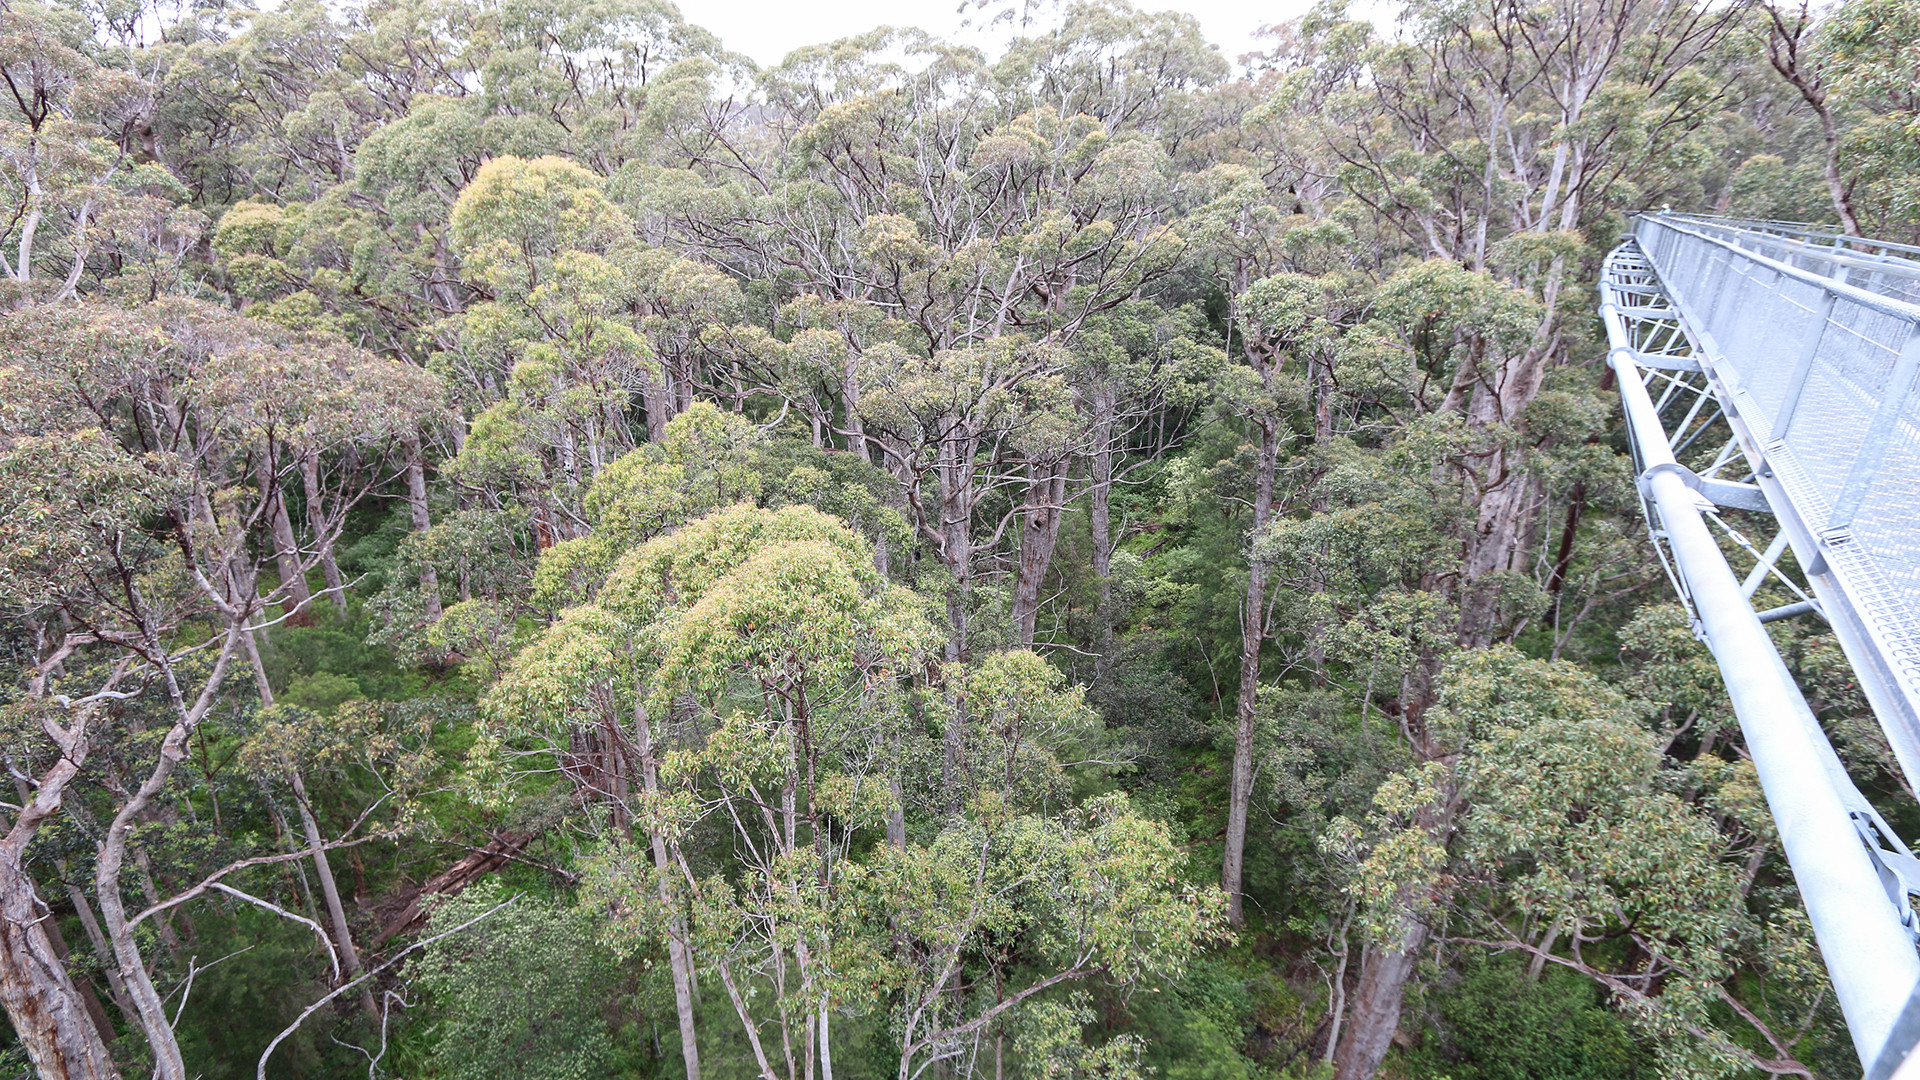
1771,291,1839,443
1829,329,1920,530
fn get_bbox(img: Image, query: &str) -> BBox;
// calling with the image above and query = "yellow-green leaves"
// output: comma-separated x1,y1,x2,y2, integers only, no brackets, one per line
952,648,1107,808
484,604,622,737
659,540,868,692
812,770,898,831
1328,644,1772,1063
581,403,764,550
492,502,932,737
839,793,1226,1073
637,510,935,710
0,427,172,613
211,199,300,300
597,503,881,625
450,155,629,297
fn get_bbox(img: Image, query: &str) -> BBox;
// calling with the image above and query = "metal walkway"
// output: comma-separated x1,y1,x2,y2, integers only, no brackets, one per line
1603,214,1920,1075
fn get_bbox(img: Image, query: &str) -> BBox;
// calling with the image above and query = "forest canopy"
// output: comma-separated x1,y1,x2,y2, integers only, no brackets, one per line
2,0,1917,1078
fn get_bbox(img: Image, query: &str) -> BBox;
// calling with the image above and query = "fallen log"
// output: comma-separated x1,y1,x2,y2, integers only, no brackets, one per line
370,829,538,948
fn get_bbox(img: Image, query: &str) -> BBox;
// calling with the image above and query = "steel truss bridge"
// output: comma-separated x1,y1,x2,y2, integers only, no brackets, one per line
1603,214,1920,1077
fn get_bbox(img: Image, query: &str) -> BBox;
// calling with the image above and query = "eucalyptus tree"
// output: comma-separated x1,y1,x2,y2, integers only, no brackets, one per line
180,0,741,348
1250,256,1567,1080
1756,0,1869,234
1049,302,1218,656
0,298,442,1080
0,305,252,1079
0,1,158,304
3,0,1904,1076
438,153,653,541
1329,645,1833,1079
1816,0,1920,241
1210,273,1316,928
843,791,1224,1080
150,0,387,204
0,392,151,1080
1747,0,1920,240
633,11,1225,660
1183,1,1745,1064
492,503,938,1080
1307,0,1734,263
1276,0,1735,655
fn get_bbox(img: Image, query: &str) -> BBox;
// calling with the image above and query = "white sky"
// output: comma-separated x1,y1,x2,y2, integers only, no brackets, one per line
682,0,1316,69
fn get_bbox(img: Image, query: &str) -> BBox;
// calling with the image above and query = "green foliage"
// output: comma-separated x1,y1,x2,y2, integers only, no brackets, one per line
1411,956,1651,1080
839,792,1228,1075
1127,955,1270,1080
413,885,620,1080
260,617,426,704
169,907,342,1080
1823,0,1920,237
1,1,1901,1078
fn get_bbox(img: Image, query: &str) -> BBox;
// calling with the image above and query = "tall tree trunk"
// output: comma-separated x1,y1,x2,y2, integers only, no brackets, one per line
1223,417,1279,926
1452,294,1558,647
1455,465,1544,647
0,858,121,1080
1334,666,1453,1080
302,451,349,619
635,702,702,1080
936,439,974,812
0,657,121,1078
429,228,463,317
403,436,442,622
96,628,243,1080
643,372,672,443
819,1004,834,1080
841,358,868,463
37,898,119,1051
1306,351,1339,683
242,629,377,1018
98,798,187,1080
63,876,138,1024
1764,6,1864,237
1332,912,1430,1080
261,456,312,619
887,775,907,852
1527,919,1560,982
938,439,974,666
289,771,378,1019
1811,95,1863,238
12,161,41,283
1321,909,1353,1066
1088,390,1117,675
1545,480,1587,603
1311,354,1336,446
1011,460,1068,645
672,358,694,413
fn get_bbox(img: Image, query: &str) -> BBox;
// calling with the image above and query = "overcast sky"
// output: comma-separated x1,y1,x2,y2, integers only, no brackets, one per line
682,0,1314,69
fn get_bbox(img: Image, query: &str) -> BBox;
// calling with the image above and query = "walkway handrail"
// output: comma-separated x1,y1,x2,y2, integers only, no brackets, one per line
1658,212,1920,263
